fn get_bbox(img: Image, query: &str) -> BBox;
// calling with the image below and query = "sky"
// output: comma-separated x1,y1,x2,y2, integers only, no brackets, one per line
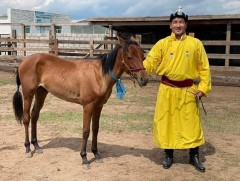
0,0,240,21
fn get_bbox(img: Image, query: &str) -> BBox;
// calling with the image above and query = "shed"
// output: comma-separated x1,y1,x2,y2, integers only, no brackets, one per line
88,14,240,71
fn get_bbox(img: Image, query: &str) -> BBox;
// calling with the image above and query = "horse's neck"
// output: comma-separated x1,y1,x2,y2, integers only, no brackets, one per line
105,51,125,87
113,51,125,78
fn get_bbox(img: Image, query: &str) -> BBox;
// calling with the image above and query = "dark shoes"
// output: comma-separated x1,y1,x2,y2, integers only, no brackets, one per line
162,156,173,169
162,148,205,172
189,154,206,172
189,147,205,172
162,149,173,169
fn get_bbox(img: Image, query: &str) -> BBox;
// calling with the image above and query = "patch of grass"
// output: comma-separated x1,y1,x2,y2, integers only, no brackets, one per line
0,79,10,86
3,114,15,121
100,112,153,132
21,110,154,133
39,111,83,133
201,108,240,135
40,111,83,122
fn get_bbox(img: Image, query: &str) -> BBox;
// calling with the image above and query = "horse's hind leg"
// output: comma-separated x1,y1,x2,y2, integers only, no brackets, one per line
22,94,34,158
91,105,103,163
31,87,48,154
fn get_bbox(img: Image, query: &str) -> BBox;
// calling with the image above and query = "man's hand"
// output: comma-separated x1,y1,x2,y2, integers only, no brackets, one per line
195,90,205,100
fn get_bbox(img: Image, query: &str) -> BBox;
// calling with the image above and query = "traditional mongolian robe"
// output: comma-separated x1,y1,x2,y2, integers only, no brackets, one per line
143,33,211,149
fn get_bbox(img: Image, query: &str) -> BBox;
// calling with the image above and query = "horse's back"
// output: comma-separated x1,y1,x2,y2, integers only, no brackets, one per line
20,53,71,70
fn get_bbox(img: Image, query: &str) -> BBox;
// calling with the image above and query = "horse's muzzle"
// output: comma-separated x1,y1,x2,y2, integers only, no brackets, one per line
139,76,148,86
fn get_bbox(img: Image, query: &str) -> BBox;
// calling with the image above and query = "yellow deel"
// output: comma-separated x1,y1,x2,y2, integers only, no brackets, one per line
143,33,211,149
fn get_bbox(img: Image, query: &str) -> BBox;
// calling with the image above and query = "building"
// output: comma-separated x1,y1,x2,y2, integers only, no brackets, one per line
0,8,71,36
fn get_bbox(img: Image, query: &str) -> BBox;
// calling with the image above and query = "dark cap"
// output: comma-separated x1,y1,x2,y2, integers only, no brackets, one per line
170,6,188,22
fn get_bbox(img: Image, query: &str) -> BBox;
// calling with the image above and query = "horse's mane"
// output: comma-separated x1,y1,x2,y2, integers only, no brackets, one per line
101,39,140,75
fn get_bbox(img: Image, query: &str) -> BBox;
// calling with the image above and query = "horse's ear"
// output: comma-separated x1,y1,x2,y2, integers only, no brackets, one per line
117,36,125,46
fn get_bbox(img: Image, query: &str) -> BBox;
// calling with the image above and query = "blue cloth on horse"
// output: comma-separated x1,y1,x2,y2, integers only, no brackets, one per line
109,70,126,100
115,78,126,100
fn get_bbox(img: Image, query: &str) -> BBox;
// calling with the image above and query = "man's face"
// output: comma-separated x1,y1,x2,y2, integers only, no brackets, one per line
170,17,187,37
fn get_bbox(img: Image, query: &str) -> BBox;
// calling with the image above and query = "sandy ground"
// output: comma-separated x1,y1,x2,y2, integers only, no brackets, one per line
0,71,240,181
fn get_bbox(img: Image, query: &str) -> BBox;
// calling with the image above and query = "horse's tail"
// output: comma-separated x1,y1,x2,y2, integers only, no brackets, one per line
12,68,23,124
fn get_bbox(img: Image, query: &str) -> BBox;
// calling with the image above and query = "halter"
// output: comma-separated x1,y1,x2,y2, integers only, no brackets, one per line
120,46,146,84
108,43,146,99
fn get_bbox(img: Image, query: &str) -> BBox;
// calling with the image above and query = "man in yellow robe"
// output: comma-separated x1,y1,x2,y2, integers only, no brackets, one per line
143,6,211,172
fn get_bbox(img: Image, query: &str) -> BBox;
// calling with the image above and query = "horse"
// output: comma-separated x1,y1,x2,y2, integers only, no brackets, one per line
12,36,149,169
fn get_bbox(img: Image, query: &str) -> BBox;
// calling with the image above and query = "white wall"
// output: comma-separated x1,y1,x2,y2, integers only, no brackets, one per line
0,9,11,35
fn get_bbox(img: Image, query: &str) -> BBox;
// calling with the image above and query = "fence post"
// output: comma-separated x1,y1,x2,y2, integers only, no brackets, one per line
225,23,231,67
109,25,113,49
90,38,94,57
53,39,58,56
7,37,12,55
11,30,17,56
104,36,107,50
49,30,55,54
21,24,26,56
135,34,142,44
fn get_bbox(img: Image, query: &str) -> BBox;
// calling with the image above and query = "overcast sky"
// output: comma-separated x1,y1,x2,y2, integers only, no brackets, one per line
1,0,240,21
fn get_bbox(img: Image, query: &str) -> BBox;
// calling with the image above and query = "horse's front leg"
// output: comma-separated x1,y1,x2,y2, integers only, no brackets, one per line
91,105,103,163
80,104,93,169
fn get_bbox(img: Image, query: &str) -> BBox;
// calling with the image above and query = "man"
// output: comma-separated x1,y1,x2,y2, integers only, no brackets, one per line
143,6,211,172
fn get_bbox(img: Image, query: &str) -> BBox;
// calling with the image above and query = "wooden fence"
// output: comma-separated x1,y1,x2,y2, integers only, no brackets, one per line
0,30,240,72
0,30,119,57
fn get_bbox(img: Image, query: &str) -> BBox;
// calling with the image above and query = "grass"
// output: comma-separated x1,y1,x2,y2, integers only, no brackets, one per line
0,79,10,86
0,72,15,86
200,85,240,135
202,110,240,135
100,112,153,132
36,109,153,133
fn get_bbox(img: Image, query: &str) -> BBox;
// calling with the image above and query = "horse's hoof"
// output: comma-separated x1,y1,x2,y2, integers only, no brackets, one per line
35,148,43,154
82,164,90,169
95,158,103,163
25,152,32,158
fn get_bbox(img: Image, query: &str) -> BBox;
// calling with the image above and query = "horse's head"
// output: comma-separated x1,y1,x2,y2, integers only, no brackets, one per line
118,36,148,87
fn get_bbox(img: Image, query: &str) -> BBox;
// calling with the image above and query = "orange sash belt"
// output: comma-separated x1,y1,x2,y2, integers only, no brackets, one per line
161,76,193,88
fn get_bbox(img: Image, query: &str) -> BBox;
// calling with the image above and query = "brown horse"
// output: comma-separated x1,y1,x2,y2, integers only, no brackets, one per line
12,36,148,169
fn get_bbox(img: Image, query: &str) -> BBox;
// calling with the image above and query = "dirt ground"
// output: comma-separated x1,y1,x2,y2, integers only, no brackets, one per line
0,71,240,181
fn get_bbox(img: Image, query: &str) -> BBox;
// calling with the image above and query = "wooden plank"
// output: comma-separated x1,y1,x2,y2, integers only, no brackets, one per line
211,66,240,72
202,40,240,46
57,39,118,45
58,48,90,52
57,40,90,44
0,38,50,44
59,49,110,54
0,47,14,51
58,52,88,57
207,54,240,59
202,41,227,45
10,47,51,51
